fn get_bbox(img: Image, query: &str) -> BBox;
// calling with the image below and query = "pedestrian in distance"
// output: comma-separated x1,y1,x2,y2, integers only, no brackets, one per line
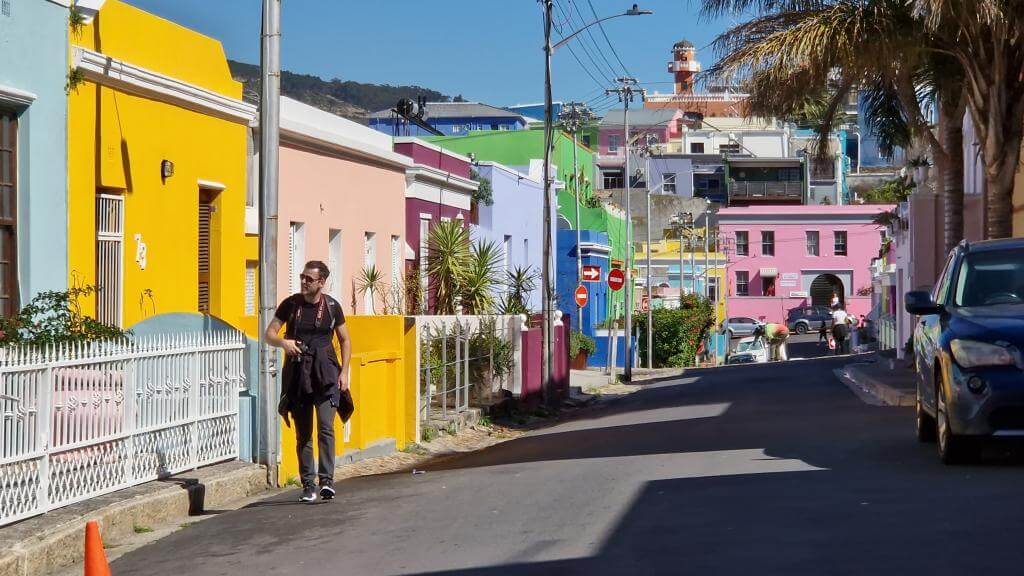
265,260,352,503
818,323,829,347
831,304,851,355
753,323,789,361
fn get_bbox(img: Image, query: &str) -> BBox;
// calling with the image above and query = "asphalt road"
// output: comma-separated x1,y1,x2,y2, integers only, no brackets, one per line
112,355,1024,575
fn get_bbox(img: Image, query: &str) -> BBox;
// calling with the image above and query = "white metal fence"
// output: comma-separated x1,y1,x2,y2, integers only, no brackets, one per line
414,315,521,426
0,331,245,526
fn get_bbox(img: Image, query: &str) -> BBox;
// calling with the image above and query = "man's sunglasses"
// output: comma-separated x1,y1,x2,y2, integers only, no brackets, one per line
299,274,321,284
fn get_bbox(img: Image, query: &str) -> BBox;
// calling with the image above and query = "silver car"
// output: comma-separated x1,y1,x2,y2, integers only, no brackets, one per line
722,317,760,338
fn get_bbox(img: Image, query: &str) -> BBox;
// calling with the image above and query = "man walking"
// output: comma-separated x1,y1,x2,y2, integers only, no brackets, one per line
831,304,851,355
265,261,352,502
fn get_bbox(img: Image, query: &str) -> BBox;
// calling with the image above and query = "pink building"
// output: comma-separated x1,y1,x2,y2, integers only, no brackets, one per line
277,97,411,315
393,137,477,313
718,205,893,323
597,108,683,189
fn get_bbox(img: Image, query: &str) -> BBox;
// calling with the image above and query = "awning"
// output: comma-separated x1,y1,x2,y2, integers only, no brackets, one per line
759,267,779,278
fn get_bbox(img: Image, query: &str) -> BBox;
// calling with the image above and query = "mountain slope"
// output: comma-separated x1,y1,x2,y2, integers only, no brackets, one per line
228,60,460,124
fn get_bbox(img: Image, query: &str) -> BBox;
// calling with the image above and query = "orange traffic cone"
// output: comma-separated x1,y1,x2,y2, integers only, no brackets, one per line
84,521,111,576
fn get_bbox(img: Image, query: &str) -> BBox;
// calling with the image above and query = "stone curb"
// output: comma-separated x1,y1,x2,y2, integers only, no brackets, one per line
0,461,269,576
839,364,916,407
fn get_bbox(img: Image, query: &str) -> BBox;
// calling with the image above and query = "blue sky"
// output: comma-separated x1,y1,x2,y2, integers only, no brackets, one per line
126,0,730,113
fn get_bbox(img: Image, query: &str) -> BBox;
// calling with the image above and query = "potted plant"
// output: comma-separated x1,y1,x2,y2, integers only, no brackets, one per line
908,156,930,190
569,331,597,370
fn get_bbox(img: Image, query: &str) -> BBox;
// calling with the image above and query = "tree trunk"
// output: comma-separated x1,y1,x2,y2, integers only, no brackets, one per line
939,101,965,253
980,106,1024,240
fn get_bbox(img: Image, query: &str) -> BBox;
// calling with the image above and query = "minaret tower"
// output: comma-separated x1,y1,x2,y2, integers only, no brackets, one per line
669,40,700,94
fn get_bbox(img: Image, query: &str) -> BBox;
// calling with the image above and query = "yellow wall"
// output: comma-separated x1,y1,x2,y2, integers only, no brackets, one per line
635,238,728,320
278,316,418,485
68,0,257,335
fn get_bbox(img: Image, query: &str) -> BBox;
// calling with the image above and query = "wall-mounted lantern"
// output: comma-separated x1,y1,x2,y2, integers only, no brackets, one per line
161,159,174,180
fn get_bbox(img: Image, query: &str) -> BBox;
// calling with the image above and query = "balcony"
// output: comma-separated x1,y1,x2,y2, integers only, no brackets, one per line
728,181,803,203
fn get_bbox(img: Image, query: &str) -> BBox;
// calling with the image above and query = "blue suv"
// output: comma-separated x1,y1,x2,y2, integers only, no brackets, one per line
905,239,1024,464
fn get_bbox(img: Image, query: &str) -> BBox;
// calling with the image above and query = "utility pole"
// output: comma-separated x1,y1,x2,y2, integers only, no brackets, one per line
606,77,644,381
559,101,595,335
541,0,555,405
258,0,281,487
641,141,654,370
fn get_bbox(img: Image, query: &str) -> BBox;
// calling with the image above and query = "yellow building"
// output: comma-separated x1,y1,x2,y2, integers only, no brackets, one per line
68,0,258,335
634,238,728,321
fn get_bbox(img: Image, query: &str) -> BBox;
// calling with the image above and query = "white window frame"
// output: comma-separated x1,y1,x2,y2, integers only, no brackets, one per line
329,229,342,302
363,231,377,313
608,134,622,154
663,173,676,194
289,222,306,295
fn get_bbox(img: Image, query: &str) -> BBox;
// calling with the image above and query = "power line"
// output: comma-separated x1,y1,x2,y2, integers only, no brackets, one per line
584,0,632,77
565,0,621,80
553,0,615,84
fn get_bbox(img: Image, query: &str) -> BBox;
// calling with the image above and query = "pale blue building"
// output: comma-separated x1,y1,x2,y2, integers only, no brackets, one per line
0,0,69,313
472,161,546,312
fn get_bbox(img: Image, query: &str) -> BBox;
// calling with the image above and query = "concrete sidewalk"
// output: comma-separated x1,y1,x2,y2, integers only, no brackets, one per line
836,352,916,407
0,461,269,576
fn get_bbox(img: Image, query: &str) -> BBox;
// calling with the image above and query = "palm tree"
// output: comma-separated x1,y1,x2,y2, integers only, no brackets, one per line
461,239,504,315
425,220,471,315
499,266,538,316
702,0,969,251
356,265,384,315
912,0,1024,239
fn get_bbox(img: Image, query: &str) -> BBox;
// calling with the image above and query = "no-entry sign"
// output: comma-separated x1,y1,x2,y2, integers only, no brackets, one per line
582,265,601,282
608,268,625,291
574,285,589,307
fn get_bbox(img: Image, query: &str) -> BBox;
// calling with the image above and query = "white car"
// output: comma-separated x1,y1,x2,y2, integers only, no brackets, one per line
727,336,768,364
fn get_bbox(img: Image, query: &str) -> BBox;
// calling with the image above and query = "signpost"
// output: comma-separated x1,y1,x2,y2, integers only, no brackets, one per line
574,285,589,308
582,265,601,283
608,268,625,292
641,296,650,312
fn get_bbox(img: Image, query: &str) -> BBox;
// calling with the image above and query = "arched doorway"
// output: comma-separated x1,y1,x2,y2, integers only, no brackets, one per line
810,274,844,307
557,215,573,230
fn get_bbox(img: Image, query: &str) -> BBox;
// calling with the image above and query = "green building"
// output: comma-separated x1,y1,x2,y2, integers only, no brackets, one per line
426,129,631,317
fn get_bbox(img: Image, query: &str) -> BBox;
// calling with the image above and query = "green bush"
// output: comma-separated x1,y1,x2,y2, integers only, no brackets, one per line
633,294,713,368
0,287,129,347
569,331,596,357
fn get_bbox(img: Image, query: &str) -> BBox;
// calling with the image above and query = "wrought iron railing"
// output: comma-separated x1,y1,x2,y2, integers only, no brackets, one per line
0,331,245,526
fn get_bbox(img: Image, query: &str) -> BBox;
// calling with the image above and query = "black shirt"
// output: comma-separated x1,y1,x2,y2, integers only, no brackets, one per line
274,293,345,351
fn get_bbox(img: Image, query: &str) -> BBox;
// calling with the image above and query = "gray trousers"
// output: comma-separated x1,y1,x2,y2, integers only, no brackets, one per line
293,397,337,488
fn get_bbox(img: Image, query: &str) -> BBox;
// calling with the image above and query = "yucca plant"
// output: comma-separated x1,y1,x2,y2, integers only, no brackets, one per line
356,265,384,315
461,239,503,315
426,220,471,315
498,265,538,316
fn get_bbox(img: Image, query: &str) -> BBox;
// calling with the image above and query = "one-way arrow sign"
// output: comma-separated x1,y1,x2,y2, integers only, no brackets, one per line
582,265,601,282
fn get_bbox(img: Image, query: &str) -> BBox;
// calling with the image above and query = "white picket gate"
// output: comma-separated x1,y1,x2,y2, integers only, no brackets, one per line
0,331,245,526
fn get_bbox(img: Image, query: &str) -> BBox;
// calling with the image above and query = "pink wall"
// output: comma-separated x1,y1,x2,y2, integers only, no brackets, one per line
394,140,472,178
719,205,891,324
278,143,407,316
599,126,674,156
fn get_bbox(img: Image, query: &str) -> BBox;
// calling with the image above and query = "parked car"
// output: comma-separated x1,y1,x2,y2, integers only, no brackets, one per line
905,238,1024,464
786,306,834,334
726,336,768,364
721,317,760,338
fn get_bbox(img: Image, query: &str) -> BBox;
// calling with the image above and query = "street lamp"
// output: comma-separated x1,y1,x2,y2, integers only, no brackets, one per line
541,1,652,399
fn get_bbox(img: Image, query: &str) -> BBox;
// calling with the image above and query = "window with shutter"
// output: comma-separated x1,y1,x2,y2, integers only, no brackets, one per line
198,193,214,313
0,111,17,317
244,261,257,316
96,194,124,326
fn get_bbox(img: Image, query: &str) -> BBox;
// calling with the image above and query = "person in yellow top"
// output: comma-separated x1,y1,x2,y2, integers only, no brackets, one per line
755,322,790,361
